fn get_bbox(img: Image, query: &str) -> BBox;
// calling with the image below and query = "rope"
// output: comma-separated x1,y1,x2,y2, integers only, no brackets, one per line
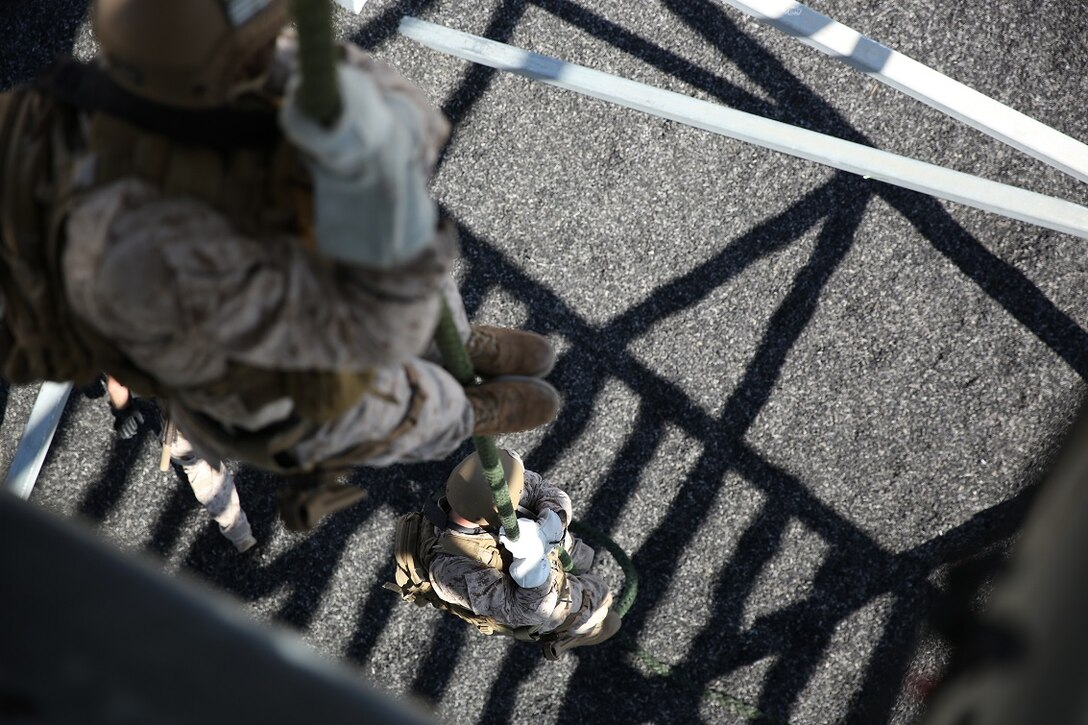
289,0,342,126
434,301,520,539
437,307,640,611
557,546,575,573
288,0,639,620
289,0,523,542
626,637,773,721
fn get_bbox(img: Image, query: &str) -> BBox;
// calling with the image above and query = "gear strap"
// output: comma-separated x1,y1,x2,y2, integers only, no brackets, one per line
168,363,425,475
35,59,280,150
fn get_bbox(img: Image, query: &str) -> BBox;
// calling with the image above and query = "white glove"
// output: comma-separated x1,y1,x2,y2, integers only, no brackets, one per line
500,518,550,589
499,518,545,560
280,64,388,176
537,509,565,549
279,64,437,269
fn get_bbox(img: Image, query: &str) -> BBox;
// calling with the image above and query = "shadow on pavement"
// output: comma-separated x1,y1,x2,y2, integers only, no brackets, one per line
0,0,90,90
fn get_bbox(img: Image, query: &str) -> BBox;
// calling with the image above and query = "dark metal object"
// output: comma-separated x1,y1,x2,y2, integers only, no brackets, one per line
0,492,431,724
923,404,1088,725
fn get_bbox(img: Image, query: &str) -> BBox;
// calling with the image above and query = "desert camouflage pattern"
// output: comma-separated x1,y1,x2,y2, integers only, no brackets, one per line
62,39,474,468
170,429,254,550
429,470,613,635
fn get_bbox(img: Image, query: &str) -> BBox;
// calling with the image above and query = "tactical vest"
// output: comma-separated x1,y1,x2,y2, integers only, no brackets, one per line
0,60,376,462
386,505,573,643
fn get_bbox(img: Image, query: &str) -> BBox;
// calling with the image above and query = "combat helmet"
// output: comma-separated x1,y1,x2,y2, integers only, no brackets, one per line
93,0,289,108
445,449,525,529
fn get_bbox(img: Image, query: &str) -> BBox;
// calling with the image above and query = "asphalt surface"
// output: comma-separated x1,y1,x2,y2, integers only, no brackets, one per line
2,0,1087,722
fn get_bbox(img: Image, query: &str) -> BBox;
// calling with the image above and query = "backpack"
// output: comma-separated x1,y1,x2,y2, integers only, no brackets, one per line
0,85,103,386
384,506,562,643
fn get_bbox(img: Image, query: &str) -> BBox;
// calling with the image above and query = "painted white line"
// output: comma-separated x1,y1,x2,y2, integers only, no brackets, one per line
3,381,72,500
398,17,1088,240
718,0,1088,184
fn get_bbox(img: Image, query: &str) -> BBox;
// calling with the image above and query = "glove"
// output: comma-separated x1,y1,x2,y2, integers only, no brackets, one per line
500,518,551,589
280,64,388,177
279,64,436,269
499,518,545,560
537,509,565,549
111,403,144,441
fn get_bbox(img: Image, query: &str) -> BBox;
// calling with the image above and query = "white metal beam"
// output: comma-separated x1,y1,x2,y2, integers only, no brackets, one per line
715,0,1088,184
3,381,72,500
398,18,1088,240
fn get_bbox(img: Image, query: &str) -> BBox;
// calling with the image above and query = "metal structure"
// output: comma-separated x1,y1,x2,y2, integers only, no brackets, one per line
0,492,431,724
716,0,1088,183
2,381,72,500
394,16,1088,240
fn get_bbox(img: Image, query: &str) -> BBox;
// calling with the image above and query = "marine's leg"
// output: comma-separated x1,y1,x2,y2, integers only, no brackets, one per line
288,359,473,468
105,375,130,409
541,573,620,659
105,375,144,440
289,354,561,468
171,429,256,552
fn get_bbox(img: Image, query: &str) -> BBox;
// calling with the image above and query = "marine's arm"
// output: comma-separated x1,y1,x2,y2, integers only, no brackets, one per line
519,469,574,529
429,551,571,630
63,179,451,385
278,40,450,270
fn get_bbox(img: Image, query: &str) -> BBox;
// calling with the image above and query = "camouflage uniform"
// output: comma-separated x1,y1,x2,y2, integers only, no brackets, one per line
428,469,613,637
61,40,474,471
103,374,255,550
170,428,255,552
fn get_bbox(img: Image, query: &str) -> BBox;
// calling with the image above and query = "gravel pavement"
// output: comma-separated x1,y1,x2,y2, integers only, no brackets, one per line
2,0,1086,722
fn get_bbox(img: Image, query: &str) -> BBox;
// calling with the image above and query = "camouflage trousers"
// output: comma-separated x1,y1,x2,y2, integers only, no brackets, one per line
176,277,475,472
285,276,474,468
170,430,254,552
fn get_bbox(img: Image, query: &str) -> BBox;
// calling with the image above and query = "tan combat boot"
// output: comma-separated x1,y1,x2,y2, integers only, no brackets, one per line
277,473,367,532
466,326,557,378
542,611,622,660
466,376,561,435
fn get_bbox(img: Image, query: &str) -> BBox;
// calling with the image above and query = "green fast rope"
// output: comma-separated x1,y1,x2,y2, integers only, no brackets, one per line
289,0,522,541
557,547,575,573
290,0,342,126
436,307,647,607
434,301,521,539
